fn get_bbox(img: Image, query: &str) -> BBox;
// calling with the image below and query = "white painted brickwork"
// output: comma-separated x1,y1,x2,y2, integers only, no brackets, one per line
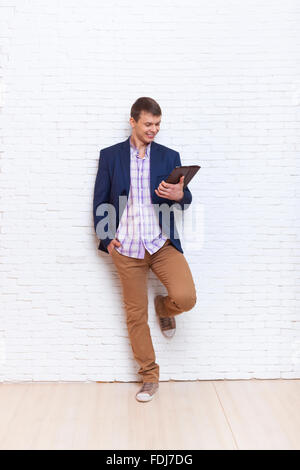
0,0,300,382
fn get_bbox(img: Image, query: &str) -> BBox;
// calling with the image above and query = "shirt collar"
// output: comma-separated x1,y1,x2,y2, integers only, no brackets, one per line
129,135,151,159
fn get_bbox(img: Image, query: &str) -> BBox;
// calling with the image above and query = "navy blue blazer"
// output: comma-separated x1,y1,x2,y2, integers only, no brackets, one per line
93,136,192,255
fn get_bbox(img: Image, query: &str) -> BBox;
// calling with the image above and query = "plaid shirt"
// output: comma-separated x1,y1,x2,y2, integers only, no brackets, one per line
114,136,168,259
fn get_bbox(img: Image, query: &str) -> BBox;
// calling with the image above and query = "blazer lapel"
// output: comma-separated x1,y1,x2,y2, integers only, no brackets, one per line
120,137,131,196
150,140,162,197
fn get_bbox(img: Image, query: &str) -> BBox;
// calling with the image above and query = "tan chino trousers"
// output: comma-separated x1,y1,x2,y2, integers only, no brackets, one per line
111,239,197,383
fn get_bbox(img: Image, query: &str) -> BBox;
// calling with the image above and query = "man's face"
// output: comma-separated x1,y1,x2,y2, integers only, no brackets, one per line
130,111,161,144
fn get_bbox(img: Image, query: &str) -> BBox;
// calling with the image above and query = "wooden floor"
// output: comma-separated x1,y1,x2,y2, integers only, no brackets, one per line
0,379,299,450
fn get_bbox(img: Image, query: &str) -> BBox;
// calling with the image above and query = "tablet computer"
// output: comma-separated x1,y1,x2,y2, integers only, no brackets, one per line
165,165,201,189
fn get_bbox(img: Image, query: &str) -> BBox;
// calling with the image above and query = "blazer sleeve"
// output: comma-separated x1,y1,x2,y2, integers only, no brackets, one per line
173,151,192,209
93,150,113,250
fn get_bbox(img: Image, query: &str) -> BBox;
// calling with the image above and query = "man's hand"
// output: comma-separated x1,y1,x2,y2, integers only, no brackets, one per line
155,175,185,202
107,238,122,255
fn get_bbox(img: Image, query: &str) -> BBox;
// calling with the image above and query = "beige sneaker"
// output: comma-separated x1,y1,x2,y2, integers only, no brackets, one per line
135,382,159,402
154,295,176,338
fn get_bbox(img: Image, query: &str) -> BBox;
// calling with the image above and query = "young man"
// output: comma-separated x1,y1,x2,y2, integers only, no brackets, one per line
93,97,197,402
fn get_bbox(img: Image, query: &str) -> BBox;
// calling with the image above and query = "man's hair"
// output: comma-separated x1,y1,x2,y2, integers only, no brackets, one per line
130,97,162,122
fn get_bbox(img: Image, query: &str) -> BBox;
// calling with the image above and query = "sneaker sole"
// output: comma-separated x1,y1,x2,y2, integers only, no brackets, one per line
135,392,155,402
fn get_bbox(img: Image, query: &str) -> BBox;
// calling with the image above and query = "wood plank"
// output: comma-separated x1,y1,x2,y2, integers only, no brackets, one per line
214,379,300,450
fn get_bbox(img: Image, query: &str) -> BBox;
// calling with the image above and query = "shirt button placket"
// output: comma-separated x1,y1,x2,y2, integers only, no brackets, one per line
138,156,144,242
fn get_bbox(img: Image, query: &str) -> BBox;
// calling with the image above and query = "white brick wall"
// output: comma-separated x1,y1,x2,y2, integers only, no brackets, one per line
0,0,300,382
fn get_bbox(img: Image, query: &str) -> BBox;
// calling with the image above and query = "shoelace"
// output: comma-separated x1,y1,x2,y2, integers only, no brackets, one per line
140,382,156,393
160,316,175,329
